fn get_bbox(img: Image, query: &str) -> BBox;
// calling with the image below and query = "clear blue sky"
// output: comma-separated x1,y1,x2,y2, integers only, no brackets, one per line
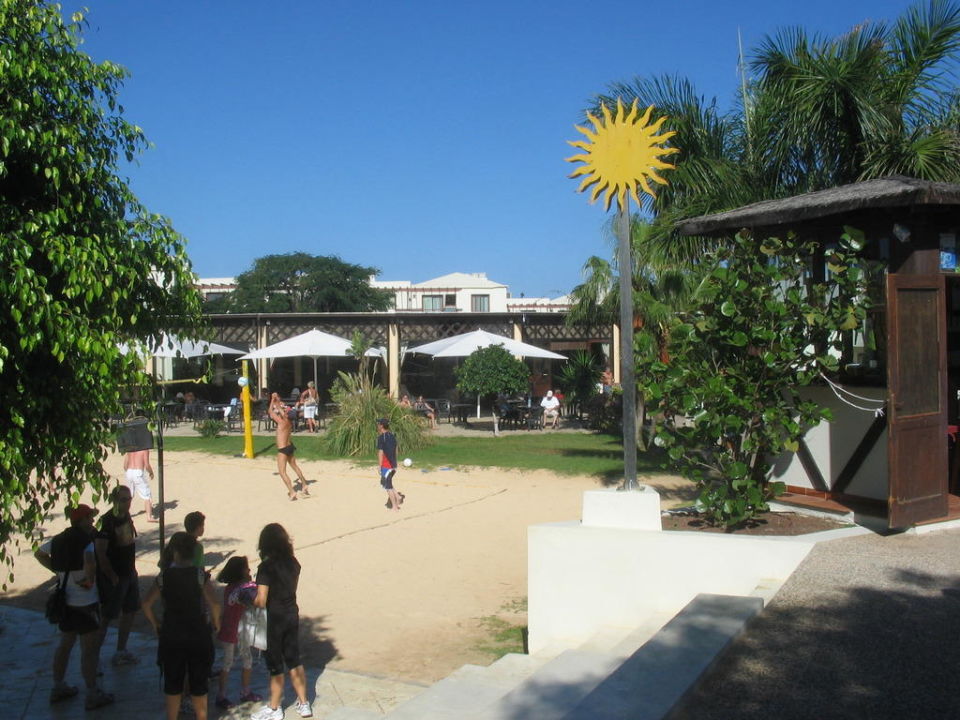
64,0,917,298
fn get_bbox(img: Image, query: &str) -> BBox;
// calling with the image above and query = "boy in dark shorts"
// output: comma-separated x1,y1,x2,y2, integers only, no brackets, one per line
95,486,141,667
376,418,403,512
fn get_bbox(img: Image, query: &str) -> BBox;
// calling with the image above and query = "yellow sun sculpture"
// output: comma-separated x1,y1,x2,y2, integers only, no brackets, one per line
566,98,679,212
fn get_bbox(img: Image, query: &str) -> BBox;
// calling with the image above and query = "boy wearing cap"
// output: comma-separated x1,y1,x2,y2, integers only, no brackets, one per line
35,504,114,709
376,418,403,512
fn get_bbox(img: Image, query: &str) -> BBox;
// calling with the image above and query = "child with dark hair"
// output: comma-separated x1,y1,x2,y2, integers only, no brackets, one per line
250,524,312,720
184,511,206,569
213,556,261,710
142,532,221,720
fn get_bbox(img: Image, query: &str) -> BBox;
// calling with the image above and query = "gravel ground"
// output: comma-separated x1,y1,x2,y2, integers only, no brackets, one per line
672,527,960,719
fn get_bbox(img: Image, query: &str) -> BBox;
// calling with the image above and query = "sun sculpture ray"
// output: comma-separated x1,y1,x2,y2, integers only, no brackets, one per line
566,98,679,211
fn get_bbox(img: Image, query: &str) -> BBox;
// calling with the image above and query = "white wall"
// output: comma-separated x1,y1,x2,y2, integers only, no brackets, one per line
527,496,814,653
768,385,888,500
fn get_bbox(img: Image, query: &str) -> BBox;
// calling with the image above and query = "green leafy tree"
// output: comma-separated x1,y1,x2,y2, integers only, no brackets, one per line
646,229,874,527
222,252,393,313
455,346,530,405
0,0,204,579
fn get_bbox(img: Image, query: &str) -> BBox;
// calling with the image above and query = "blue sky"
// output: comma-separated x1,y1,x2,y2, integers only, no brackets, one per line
64,0,917,299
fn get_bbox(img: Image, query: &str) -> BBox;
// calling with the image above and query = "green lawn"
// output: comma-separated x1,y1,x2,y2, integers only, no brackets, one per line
161,432,669,484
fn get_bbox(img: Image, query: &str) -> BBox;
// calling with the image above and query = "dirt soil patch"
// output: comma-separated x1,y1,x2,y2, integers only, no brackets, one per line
662,510,851,535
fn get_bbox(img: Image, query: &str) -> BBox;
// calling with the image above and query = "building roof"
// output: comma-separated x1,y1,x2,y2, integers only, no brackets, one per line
677,175,960,236
412,272,507,289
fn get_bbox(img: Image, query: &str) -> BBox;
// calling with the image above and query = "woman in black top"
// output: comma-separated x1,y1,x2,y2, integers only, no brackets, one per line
250,523,312,720
142,532,221,720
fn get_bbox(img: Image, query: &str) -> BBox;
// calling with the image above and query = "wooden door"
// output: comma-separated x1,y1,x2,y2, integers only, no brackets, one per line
887,274,948,527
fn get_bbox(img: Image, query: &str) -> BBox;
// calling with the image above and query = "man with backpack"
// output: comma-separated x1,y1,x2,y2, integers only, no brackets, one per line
35,504,114,710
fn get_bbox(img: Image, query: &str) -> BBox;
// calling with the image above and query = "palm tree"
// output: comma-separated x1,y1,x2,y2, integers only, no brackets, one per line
588,0,960,253
568,221,699,448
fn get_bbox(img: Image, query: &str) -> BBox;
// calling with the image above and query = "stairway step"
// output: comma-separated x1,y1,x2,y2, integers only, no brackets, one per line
325,709,384,719
564,593,764,720
470,648,623,720
384,673,518,720
313,668,427,718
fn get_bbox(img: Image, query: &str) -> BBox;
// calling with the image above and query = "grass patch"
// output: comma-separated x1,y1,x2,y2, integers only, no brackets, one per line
161,432,670,483
474,598,528,659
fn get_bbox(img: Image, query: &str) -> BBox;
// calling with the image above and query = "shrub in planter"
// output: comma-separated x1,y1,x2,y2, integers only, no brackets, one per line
195,420,226,438
645,229,874,527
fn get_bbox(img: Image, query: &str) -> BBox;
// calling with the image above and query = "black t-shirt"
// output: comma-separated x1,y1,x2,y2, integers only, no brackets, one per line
376,431,397,468
97,512,137,576
256,556,300,616
50,525,91,572
159,565,208,647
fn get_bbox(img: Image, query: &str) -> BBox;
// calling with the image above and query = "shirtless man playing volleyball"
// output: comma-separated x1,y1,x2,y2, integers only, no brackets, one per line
269,393,310,501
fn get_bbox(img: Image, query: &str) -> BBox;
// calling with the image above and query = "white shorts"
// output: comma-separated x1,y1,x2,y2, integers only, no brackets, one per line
303,405,318,419
125,468,151,500
220,635,252,670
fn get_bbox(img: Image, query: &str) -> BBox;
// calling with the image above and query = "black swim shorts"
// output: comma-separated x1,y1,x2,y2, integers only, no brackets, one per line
278,444,296,456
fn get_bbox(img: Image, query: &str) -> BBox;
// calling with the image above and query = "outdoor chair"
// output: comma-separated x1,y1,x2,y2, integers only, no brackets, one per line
433,398,453,423
525,406,544,430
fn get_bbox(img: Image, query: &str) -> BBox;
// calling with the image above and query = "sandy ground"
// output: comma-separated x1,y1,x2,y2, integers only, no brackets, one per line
3,447,695,684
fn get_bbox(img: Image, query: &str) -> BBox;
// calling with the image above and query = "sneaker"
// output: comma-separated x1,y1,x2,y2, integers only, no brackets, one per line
49,683,79,703
111,650,140,666
240,691,263,703
215,696,234,710
250,705,283,720
295,700,313,718
84,688,115,711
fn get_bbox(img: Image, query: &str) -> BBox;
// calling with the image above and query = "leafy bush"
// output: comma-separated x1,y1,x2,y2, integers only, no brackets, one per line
646,229,874,527
322,372,428,457
194,420,226,438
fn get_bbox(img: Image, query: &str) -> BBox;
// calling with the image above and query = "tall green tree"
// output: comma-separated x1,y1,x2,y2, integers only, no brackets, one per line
0,0,204,578
221,252,393,313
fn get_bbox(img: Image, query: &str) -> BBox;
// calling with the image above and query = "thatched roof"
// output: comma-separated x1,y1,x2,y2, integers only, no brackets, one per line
677,176,960,236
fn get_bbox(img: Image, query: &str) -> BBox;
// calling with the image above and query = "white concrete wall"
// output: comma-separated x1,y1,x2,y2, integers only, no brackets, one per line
768,385,888,500
527,512,814,653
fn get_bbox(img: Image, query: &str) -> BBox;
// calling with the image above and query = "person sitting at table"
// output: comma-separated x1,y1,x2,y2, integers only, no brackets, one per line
540,390,561,430
413,396,437,429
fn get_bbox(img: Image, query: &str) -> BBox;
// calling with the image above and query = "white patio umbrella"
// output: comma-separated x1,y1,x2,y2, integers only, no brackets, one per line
119,333,245,359
240,328,381,385
408,329,566,359
408,329,566,417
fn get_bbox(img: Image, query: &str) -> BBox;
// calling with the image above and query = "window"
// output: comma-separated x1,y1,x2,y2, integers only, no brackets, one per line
444,294,457,309
471,294,490,312
422,295,442,311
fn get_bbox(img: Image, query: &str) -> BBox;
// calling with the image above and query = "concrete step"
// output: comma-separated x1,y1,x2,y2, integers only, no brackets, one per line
313,668,427,718
564,593,764,720
467,594,761,720
324,708,386,719
383,673,520,720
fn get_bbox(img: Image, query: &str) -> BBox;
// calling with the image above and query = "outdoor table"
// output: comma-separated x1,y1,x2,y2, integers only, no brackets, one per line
451,403,471,423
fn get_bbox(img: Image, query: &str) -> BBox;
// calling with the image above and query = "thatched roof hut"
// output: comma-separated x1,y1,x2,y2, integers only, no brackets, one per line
677,175,960,237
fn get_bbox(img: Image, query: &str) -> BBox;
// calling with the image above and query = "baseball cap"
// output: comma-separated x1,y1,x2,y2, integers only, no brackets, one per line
69,504,99,523
377,418,390,428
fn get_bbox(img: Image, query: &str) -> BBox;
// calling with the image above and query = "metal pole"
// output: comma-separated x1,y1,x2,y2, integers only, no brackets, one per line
155,400,165,556
616,201,638,489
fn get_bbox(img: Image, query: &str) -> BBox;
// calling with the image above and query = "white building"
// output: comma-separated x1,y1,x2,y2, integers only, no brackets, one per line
197,271,571,313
